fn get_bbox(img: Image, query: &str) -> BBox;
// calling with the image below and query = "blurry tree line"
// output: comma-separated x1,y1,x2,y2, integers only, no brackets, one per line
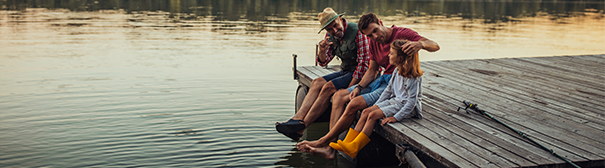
2,0,603,22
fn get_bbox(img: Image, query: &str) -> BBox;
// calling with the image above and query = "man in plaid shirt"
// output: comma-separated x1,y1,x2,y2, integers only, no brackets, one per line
297,13,440,159
276,8,370,141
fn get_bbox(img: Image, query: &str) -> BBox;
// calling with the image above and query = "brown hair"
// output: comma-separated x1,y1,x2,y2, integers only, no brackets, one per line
358,13,380,31
390,39,423,78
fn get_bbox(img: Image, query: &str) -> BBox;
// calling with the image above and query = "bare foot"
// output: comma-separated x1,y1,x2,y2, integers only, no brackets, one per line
297,142,311,153
307,145,335,160
297,138,328,149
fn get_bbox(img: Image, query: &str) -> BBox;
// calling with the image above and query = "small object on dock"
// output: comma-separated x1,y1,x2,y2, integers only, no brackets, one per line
459,100,582,168
456,104,471,114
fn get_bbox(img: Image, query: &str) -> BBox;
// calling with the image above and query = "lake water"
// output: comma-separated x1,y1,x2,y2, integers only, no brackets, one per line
1,0,604,167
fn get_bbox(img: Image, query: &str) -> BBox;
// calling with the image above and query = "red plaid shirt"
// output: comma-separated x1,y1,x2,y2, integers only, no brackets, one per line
317,19,370,79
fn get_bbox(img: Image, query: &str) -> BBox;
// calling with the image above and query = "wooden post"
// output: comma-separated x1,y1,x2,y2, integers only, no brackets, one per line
293,54,297,80
315,43,318,66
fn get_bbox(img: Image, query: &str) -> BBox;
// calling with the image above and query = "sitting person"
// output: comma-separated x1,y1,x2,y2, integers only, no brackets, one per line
329,39,424,158
275,7,370,141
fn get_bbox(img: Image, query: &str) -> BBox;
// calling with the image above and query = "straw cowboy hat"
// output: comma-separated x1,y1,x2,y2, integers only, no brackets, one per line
318,7,345,34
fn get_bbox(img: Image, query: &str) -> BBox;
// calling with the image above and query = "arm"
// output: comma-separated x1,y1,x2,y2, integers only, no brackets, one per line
317,35,335,66
401,37,440,56
348,78,360,88
349,60,379,99
393,77,421,121
419,38,440,52
349,32,371,87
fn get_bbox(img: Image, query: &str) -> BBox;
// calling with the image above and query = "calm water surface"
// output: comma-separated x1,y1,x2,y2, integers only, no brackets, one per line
1,0,604,167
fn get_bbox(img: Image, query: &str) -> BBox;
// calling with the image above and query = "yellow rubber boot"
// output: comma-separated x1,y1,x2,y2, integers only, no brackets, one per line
343,128,359,143
330,128,360,153
329,141,346,155
329,141,355,158
337,132,371,158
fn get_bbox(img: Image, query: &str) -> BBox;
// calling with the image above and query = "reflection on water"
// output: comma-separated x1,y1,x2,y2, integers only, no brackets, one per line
0,0,604,167
2,1,603,61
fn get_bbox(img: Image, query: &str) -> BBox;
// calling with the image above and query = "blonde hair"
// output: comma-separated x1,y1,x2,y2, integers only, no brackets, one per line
390,39,423,78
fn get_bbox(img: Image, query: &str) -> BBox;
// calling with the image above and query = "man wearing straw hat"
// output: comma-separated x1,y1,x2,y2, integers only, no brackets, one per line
276,7,371,142
298,13,440,159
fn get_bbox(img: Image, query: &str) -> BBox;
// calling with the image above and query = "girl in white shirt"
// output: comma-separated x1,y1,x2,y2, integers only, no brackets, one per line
330,39,423,158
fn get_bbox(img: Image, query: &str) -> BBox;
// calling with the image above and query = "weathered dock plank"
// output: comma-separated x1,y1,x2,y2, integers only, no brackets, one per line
293,55,605,168
490,58,603,92
295,66,342,87
378,120,478,168
423,88,604,162
444,58,605,110
516,56,605,80
423,61,605,146
421,92,598,164
421,99,565,165
414,112,523,167
427,60,605,144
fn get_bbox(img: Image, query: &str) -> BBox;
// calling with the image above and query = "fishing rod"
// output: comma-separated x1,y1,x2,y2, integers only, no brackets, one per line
457,100,581,168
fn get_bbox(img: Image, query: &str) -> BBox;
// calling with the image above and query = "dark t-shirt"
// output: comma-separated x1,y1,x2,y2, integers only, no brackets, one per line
369,25,423,75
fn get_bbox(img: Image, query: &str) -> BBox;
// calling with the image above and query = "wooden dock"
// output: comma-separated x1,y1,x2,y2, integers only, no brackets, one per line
294,55,605,168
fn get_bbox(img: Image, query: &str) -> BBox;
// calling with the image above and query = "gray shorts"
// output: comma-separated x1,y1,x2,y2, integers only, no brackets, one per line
347,75,390,107
376,99,405,118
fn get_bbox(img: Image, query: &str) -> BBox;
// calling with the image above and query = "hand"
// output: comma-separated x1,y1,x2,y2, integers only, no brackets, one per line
381,117,398,125
318,36,333,55
401,41,423,56
349,87,360,100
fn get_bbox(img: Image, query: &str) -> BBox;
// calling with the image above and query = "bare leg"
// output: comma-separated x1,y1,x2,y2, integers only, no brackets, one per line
361,110,385,137
329,109,383,159
298,96,368,148
298,89,349,151
330,89,350,129
297,89,350,151
291,78,327,120
301,81,337,128
354,105,380,133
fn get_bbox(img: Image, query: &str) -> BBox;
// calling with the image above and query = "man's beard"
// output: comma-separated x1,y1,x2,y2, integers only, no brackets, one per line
334,28,344,38
377,36,385,44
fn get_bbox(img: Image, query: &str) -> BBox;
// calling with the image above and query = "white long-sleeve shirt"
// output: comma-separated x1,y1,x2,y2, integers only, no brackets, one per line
376,67,423,120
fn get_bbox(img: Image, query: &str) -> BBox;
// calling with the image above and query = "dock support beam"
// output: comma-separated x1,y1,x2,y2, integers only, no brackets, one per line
396,144,426,168
405,150,426,168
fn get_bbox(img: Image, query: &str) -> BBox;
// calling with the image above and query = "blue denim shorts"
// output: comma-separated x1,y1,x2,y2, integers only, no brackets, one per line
347,74,392,106
322,71,354,90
